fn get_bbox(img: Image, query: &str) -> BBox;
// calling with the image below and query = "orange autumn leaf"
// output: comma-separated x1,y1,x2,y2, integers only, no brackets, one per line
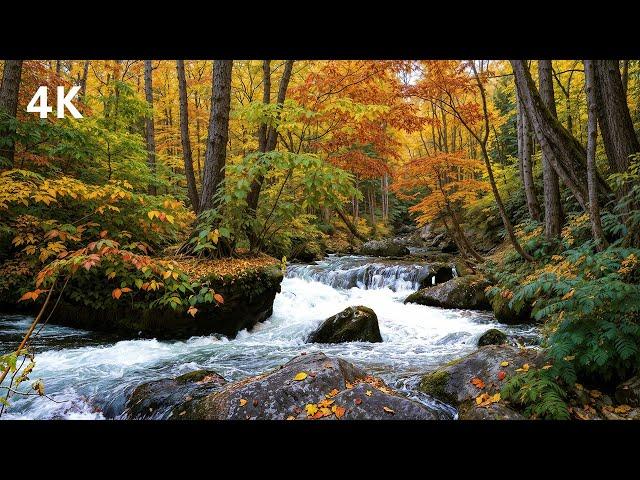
383,406,395,414
214,293,224,304
333,406,346,418
470,377,485,389
497,371,506,381
112,288,122,299
187,306,198,317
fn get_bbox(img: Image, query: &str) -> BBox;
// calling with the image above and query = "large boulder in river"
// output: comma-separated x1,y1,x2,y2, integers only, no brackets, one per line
127,352,447,420
124,370,227,419
489,293,534,324
615,375,640,407
477,328,507,347
404,275,491,310
360,239,410,257
418,345,545,419
307,306,382,343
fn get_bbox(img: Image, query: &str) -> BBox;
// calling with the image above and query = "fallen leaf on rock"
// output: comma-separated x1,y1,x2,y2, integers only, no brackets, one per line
475,392,500,407
515,363,530,372
471,377,485,389
365,390,373,397
542,364,553,370
500,361,509,367
319,407,332,417
286,415,295,420
497,371,506,381
334,406,346,418
305,404,318,416
345,382,353,389
327,388,339,398
354,398,362,405
239,398,247,407
383,406,395,414
318,399,334,408
293,372,308,381
614,405,631,414
179,411,186,416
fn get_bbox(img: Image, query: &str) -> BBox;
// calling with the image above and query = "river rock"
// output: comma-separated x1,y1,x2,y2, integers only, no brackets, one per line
490,294,534,324
418,345,545,418
404,275,491,310
308,306,382,343
459,402,525,420
42,263,284,340
124,370,227,419
615,375,640,407
418,263,456,289
477,328,507,347
155,352,446,420
360,239,410,257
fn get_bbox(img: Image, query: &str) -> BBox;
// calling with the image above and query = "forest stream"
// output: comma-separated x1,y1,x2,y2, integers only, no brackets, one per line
0,255,539,420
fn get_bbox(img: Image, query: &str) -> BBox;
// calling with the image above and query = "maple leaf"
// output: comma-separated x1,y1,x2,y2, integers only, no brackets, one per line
327,388,339,398
334,406,346,418
497,371,507,381
614,405,631,414
293,372,308,381
112,288,122,299
470,377,485,389
383,406,395,414
515,363,530,372
305,404,318,416
318,399,334,408
239,398,248,407
365,390,373,397
500,361,509,367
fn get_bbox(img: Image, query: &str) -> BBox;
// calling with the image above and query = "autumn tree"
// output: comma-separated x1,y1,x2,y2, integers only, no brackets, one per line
144,60,157,195
393,152,486,261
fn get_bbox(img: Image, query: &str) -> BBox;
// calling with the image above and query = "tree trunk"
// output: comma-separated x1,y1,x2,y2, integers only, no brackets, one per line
517,90,542,221
511,60,610,211
537,60,564,240
0,60,23,168
144,60,157,195
176,59,200,212
80,60,89,98
584,60,608,250
199,60,233,212
593,60,639,178
246,60,294,251
336,207,367,242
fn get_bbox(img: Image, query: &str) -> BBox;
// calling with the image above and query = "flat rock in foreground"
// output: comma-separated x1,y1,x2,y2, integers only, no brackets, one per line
127,352,448,420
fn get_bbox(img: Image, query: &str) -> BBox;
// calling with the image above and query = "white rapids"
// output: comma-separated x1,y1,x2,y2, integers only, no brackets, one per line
0,255,538,420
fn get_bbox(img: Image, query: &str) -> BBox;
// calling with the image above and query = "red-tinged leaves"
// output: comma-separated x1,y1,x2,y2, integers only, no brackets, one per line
112,288,122,299
497,371,507,381
471,377,485,389
354,398,362,405
19,289,46,302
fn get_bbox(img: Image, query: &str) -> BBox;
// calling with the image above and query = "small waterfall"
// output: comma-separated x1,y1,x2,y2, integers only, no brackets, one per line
287,255,436,292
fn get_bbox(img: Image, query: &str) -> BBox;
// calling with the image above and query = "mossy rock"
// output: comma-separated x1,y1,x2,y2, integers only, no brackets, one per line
477,328,507,347
418,370,456,406
490,294,534,324
307,306,382,343
405,275,491,310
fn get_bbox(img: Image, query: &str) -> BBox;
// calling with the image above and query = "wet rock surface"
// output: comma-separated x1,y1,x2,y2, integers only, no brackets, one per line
360,239,410,257
125,370,227,419
129,352,447,420
477,328,507,347
404,275,491,310
307,306,382,343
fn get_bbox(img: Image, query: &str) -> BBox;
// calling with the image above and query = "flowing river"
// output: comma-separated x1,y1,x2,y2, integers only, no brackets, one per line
0,255,538,420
